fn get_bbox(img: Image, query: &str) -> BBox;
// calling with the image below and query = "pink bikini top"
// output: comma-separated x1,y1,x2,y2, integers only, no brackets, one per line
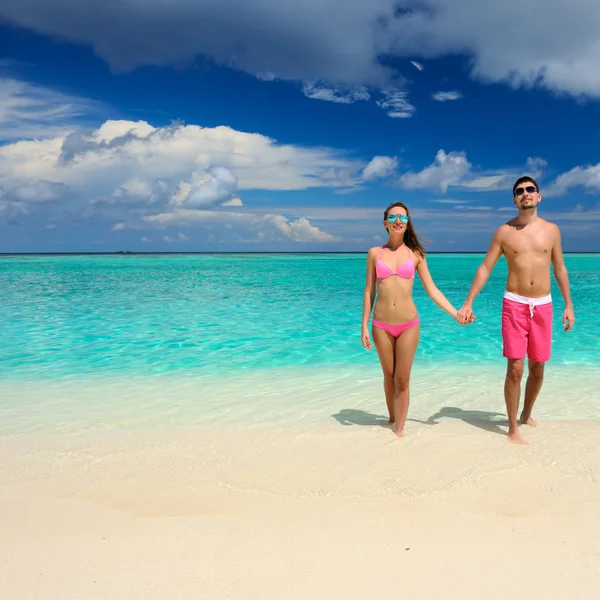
375,246,415,280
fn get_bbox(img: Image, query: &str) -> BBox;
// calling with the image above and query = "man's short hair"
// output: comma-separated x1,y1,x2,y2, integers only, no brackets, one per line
513,176,539,195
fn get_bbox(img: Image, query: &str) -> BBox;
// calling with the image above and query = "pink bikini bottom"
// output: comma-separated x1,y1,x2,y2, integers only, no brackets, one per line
372,318,420,339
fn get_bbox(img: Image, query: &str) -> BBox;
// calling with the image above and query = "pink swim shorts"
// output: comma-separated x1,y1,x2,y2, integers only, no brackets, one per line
501,292,553,363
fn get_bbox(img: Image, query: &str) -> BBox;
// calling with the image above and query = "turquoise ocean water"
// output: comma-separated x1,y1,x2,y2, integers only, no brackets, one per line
1,254,599,435
0,253,597,378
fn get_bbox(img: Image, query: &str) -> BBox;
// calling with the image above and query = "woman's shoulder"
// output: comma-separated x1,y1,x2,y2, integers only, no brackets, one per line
367,246,384,263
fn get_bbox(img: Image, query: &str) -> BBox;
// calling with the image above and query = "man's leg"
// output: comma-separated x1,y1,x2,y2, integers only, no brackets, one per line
520,360,545,426
504,358,527,444
521,301,552,427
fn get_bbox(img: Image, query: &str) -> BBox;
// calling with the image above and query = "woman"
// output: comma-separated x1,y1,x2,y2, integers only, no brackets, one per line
361,202,471,437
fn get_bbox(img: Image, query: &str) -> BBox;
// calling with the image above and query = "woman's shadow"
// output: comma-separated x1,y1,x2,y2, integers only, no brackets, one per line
331,407,508,436
331,408,393,429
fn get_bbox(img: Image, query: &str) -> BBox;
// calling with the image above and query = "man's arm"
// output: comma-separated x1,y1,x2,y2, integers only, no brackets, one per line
457,228,504,320
551,226,575,332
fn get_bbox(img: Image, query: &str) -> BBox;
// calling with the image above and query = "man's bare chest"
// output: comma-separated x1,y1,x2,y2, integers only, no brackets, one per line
502,230,554,257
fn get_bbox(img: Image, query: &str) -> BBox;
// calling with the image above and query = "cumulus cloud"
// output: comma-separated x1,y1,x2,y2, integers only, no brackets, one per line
182,166,238,207
399,153,550,194
0,118,396,240
301,82,370,104
399,150,472,193
3,0,600,98
4,180,69,203
376,90,415,118
432,91,463,102
269,215,341,242
362,156,398,180
0,119,382,220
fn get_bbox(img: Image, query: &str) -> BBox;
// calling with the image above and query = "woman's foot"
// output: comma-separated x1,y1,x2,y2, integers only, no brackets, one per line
508,427,529,445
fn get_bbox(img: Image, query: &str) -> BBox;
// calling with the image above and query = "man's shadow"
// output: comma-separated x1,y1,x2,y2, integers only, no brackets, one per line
332,407,508,436
424,407,508,436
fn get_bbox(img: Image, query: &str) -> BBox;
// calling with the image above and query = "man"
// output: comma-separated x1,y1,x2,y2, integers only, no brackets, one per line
457,176,575,444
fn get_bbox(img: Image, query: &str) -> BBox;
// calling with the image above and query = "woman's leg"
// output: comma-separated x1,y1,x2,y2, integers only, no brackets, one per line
392,324,421,436
372,325,396,423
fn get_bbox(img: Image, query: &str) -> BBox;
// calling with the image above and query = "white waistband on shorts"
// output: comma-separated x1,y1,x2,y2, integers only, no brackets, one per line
504,291,552,317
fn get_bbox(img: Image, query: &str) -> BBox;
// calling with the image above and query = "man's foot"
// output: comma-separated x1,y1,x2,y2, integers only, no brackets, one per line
388,417,395,424
508,428,529,445
520,413,537,427
393,427,405,437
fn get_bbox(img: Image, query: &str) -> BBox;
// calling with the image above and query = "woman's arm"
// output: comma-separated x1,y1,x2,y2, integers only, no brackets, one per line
361,248,378,349
415,254,461,321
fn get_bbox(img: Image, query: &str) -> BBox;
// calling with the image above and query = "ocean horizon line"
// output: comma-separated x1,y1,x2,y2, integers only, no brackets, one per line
1,250,599,257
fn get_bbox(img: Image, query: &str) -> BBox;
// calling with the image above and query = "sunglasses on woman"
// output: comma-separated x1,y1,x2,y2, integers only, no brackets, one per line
514,185,537,196
387,214,409,224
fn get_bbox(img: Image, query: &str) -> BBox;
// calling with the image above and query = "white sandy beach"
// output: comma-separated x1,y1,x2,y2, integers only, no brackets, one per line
2,417,600,599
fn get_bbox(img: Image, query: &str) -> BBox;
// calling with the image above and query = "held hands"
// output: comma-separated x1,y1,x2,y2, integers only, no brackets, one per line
361,327,372,350
455,304,476,326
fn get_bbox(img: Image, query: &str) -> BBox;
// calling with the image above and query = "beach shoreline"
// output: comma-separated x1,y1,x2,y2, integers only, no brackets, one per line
2,419,600,598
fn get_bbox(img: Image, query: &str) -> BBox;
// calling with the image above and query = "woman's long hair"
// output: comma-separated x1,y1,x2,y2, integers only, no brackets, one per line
383,202,427,257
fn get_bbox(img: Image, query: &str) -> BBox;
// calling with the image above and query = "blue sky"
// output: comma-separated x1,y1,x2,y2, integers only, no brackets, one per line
1,1,600,252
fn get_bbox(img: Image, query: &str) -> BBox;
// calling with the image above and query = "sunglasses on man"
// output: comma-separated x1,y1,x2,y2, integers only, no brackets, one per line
387,214,409,224
514,185,538,196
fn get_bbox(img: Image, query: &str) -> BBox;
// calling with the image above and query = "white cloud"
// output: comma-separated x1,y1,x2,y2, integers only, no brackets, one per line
182,165,238,207
432,91,463,102
141,236,151,242
545,163,600,196
164,233,188,242
0,119,389,225
143,208,341,243
5,180,67,203
111,222,126,231
399,154,549,194
222,196,243,206
362,156,398,180
301,82,370,104
410,61,424,72
399,150,472,193
463,175,510,189
269,215,341,242
526,156,548,178
376,90,415,118
0,78,100,141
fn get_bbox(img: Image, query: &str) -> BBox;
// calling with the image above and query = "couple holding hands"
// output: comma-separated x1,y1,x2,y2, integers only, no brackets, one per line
361,177,575,444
